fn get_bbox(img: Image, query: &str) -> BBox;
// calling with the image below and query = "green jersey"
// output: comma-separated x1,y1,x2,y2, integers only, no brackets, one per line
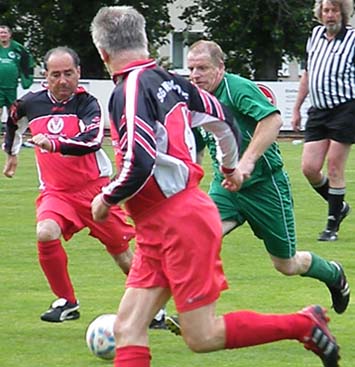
204,72,284,189
0,40,34,90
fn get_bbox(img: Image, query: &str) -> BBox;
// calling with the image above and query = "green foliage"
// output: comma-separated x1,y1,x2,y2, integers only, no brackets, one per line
181,0,316,79
0,0,174,78
1,140,354,366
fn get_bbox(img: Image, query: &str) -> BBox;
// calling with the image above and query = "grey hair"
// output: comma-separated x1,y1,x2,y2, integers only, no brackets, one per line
90,6,149,57
188,40,225,66
314,0,354,24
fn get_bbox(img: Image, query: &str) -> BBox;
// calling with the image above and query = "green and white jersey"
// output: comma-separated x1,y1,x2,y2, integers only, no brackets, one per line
0,42,22,88
204,72,284,189
0,40,34,90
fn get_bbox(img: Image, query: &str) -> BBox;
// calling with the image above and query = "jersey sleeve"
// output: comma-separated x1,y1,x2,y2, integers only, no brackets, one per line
52,92,105,156
102,72,156,205
188,83,241,171
3,99,29,155
231,77,278,122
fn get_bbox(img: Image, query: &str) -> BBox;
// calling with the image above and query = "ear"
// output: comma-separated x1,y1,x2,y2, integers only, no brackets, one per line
99,48,109,63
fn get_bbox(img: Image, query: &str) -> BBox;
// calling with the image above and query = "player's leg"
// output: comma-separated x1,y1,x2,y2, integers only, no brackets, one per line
0,90,7,134
302,139,329,186
321,140,352,237
240,170,350,314
208,178,243,236
166,184,240,336
178,301,339,366
112,286,170,367
36,192,84,322
89,203,135,275
36,217,80,322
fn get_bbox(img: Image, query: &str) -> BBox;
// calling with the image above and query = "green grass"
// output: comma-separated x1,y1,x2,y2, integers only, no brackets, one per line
1,140,354,366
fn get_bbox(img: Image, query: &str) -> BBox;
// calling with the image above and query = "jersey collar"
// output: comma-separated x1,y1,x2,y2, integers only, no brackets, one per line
113,58,156,84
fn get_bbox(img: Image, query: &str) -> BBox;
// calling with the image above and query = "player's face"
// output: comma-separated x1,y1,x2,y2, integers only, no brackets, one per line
0,27,11,45
45,53,80,101
187,52,224,93
321,1,342,35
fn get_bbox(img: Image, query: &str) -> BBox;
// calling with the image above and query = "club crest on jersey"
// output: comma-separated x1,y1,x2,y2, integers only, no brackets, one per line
47,116,64,134
8,51,16,59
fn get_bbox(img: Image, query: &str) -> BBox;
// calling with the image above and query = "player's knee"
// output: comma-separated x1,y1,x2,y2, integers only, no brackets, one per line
182,332,212,353
301,161,321,181
36,227,56,242
110,250,133,275
114,313,146,344
273,261,295,276
36,220,61,242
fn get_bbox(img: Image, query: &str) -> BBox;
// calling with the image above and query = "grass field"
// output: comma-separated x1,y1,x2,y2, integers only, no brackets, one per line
1,140,354,367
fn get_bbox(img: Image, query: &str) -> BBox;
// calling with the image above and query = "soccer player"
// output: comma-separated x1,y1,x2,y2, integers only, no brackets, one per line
165,40,350,336
90,6,340,367
2,46,136,322
0,25,34,131
292,0,354,241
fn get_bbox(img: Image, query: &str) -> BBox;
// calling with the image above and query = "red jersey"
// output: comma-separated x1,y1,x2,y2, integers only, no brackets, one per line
4,87,112,192
101,59,240,219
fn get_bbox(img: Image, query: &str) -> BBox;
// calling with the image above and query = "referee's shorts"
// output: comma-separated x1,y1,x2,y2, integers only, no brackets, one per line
305,99,355,144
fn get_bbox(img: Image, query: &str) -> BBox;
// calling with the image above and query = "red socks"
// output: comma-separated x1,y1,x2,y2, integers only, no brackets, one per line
37,240,76,303
114,346,151,367
111,313,313,365
223,310,313,348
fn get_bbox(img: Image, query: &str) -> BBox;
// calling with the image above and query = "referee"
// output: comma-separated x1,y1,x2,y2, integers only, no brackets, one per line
292,0,354,241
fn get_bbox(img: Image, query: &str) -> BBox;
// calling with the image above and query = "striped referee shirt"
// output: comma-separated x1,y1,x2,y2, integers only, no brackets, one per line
306,24,355,110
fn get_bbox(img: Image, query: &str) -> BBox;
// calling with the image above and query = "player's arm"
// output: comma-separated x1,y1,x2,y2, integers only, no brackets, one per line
48,93,105,156
2,101,28,178
291,71,309,132
237,112,282,181
93,77,156,219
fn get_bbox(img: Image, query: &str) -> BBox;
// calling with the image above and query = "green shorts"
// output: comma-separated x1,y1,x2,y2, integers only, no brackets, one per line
209,169,296,259
0,88,17,108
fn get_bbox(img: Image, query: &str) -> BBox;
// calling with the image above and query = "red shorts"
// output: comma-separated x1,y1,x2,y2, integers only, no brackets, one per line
36,178,135,254
126,188,228,313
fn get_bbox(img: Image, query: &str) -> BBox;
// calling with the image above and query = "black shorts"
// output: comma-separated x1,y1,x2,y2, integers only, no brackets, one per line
304,99,355,144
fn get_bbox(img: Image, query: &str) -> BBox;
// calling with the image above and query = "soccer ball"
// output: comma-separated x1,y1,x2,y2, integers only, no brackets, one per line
85,314,116,360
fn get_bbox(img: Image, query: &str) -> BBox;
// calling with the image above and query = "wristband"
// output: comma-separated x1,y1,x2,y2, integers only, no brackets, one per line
221,166,235,176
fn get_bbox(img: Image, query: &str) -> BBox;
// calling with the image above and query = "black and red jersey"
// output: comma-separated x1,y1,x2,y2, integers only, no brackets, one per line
4,87,112,191
102,59,240,219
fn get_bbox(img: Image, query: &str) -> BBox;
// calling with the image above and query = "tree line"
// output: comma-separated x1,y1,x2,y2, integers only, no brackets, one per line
0,0,316,80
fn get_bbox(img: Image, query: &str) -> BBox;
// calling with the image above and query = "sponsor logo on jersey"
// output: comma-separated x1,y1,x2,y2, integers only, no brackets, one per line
47,116,64,134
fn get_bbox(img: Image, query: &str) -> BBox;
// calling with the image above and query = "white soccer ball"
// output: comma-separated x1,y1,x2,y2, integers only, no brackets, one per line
86,314,116,360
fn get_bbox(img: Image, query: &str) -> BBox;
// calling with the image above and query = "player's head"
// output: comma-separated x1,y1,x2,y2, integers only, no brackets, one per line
43,46,81,101
91,6,149,75
187,40,225,94
314,0,354,30
0,25,12,45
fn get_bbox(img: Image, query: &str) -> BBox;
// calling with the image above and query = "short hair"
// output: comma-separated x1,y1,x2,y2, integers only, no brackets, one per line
90,6,148,57
313,0,354,24
188,40,225,66
0,25,12,34
43,46,80,70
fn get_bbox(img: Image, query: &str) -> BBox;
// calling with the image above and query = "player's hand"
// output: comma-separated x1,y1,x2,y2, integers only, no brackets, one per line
91,193,110,222
3,154,17,178
31,133,53,151
236,159,255,182
222,168,244,192
291,109,301,132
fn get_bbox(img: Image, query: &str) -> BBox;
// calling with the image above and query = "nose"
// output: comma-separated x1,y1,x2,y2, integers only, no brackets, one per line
190,68,199,81
58,73,68,84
